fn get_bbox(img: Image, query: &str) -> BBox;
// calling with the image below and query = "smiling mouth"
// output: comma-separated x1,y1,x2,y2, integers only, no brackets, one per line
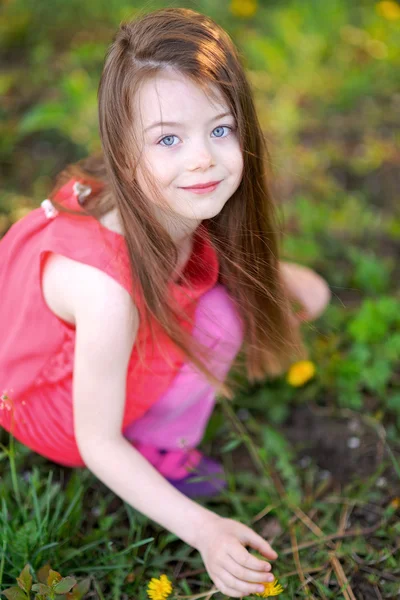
182,180,222,189
180,182,221,194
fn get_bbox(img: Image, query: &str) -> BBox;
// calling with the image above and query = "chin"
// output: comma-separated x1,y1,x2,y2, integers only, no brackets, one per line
194,204,225,219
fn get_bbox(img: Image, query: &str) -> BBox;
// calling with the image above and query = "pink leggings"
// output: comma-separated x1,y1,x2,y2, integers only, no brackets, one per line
123,283,244,451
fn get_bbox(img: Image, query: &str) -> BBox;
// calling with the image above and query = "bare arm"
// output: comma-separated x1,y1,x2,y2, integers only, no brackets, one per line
78,434,219,549
49,254,279,597
62,257,219,549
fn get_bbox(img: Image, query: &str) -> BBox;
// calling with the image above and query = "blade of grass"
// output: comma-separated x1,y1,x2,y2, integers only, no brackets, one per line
58,538,110,564
8,434,27,520
55,485,83,534
329,553,357,600
31,541,64,561
290,525,316,599
0,533,7,587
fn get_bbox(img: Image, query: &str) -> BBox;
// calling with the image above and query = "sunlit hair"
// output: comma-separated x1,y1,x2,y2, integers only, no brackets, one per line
49,7,308,400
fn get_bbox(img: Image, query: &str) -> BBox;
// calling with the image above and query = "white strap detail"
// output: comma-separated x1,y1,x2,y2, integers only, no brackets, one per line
41,199,59,219
72,181,92,203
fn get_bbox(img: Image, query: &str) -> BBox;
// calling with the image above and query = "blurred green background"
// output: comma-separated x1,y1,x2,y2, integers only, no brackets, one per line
1,0,400,597
1,0,399,428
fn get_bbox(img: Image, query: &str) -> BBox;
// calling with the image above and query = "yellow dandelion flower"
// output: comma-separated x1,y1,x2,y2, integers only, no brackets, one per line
286,360,316,387
230,0,258,19
255,578,284,597
389,497,400,510
147,574,173,600
376,1,400,20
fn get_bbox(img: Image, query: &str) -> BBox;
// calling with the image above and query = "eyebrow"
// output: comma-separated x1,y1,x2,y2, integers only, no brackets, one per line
144,111,233,133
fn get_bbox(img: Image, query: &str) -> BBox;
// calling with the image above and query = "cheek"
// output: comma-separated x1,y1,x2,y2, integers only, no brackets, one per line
147,152,177,185
229,149,244,181
137,152,170,190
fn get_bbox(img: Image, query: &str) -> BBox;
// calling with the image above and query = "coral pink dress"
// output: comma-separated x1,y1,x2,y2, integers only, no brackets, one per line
0,178,224,467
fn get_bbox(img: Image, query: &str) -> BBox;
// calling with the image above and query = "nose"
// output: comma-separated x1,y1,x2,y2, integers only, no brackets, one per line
187,139,216,171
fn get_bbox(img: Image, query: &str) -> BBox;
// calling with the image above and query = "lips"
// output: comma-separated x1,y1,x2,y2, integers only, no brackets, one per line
181,180,221,189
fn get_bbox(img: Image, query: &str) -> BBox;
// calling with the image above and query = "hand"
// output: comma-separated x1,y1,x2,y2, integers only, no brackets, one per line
195,516,278,598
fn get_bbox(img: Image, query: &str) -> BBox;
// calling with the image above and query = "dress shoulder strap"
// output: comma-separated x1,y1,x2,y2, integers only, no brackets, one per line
41,178,134,299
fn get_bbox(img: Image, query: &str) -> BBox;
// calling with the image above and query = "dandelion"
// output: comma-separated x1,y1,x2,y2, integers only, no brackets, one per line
230,0,258,19
389,497,400,510
286,360,316,387
147,574,173,600
376,1,400,20
255,578,284,597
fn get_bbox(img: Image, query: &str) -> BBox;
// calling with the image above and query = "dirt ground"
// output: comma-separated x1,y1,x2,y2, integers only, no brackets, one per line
220,402,400,599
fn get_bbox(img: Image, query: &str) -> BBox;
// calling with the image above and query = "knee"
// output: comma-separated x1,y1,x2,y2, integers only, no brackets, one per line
196,284,244,348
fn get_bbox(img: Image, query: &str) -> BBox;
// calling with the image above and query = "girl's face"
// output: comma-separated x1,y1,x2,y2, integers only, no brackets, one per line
133,70,244,237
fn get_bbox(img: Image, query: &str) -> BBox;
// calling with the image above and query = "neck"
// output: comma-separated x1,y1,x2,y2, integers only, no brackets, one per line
99,208,198,282
99,208,124,234
171,234,195,283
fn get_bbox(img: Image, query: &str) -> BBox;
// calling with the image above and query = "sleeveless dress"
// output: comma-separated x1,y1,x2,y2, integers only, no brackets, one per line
0,179,244,474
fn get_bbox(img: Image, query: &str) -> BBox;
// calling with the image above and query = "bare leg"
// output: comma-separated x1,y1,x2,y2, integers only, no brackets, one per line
279,261,331,324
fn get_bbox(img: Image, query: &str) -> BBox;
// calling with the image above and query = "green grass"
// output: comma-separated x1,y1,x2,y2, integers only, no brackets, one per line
1,398,399,598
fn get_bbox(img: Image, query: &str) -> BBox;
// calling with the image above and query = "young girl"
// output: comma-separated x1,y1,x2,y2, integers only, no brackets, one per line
0,8,330,597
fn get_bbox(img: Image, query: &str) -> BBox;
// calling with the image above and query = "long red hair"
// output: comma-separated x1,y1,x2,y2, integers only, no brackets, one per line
49,7,307,400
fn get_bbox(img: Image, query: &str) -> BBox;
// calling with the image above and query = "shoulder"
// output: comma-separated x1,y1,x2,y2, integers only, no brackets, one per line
43,253,139,339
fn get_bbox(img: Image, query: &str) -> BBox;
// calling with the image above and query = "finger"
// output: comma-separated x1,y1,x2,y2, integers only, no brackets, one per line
215,581,244,599
225,551,273,580
218,569,267,597
249,532,278,560
240,529,278,560
223,553,275,585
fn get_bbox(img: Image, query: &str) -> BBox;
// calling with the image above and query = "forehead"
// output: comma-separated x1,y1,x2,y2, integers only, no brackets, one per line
134,71,229,130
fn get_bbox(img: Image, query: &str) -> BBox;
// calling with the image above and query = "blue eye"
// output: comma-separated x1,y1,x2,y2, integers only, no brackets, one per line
158,125,234,147
159,135,178,147
212,125,231,138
